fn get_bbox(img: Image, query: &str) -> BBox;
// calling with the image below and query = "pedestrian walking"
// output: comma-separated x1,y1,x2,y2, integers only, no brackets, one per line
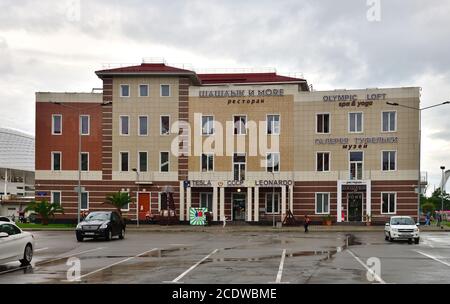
425,211,431,226
304,214,310,233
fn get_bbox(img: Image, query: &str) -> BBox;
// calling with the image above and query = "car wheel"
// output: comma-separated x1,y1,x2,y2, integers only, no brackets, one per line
388,233,393,242
105,229,112,241
20,244,33,265
414,238,420,244
76,232,83,242
119,228,125,240
408,239,413,244
385,233,389,241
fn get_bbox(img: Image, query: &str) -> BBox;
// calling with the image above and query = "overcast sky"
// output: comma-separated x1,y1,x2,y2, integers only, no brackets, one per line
0,0,449,193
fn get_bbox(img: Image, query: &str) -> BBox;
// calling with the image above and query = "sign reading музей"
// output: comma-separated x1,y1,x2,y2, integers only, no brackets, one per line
198,88,284,105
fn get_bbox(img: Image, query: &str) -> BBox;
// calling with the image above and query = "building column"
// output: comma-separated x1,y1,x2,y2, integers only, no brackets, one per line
219,187,225,221
247,187,252,222
281,185,287,220
213,186,218,221
337,180,342,222
366,180,371,217
186,187,191,221
254,186,259,222
179,181,185,221
289,184,294,212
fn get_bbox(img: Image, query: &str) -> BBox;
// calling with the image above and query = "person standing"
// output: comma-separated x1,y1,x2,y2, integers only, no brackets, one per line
304,214,310,233
425,211,431,226
436,210,441,227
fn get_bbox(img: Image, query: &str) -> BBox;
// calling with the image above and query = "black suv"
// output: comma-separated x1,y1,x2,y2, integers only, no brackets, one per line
75,211,126,242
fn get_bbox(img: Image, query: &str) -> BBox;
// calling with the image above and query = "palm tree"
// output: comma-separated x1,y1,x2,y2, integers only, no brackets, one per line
25,200,64,225
105,192,132,214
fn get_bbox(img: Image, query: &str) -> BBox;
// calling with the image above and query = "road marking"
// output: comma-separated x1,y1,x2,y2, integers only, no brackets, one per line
347,249,386,284
415,250,450,267
35,247,49,252
268,249,289,284
77,248,159,280
167,249,219,283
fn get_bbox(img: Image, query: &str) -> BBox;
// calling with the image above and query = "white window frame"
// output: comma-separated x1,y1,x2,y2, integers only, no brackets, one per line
315,192,330,215
316,151,331,172
159,151,170,173
119,115,130,136
266,114,280,135
265,192,280,215
52,114,62,135
51,151,62,171
80,115,90,136
120,84,130,97
160,115,171,136
381,192,397,214
138,151,148,172
201,115,215,135
160,84,171,97
200,192,213,211
51,191,62,206
232,152,246,181
266,152,280,173
121,192,130,211
348,112,364,133
138,84,149,97
349,150,364,180
233,114,247,135
381,110,397,133
80,152,89,172
201,153,214,172
316,113,331,134
119,151,129,172
80,192,89,211
138,115,149,136
381,150,397,171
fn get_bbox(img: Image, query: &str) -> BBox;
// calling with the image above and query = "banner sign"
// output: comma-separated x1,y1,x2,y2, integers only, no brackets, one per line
190,208,207,226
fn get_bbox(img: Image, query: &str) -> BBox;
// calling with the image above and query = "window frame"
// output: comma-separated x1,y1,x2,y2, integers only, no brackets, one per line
266,152,280,173
266,114,281,135
348,150,364,180
51,151,62,171
138,115,149,136
348,112,364,133
201,153,214,172
80,192,89,211
52,114,62,135
381,150,397,171
315,192,330,215
265,192,280,215
381,192,397,214
316,151,331,172
159,151,170,173
51,191,62,206
80,115,90,136
199,192,214,211
160,115,171,136
120,84,130,98
160,84,171,97
80,152,89,172
119,151,129,172
138,84,149,97
316,113,331,134
119,115,130,136
233,114,247,135
201,115,215,136
138,151,148,173
381,110,397,133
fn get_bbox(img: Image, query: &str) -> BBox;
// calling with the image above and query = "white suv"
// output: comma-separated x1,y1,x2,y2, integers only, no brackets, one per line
385,216,420,244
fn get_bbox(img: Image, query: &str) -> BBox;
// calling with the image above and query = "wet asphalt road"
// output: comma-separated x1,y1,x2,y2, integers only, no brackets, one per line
0,230,449,284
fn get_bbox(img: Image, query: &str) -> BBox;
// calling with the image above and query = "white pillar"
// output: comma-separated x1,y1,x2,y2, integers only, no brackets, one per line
4,168,8,196
247,187,252,222
289,184,294,212
186,187,191,221
254,186,259,222
337,180,342,222
366,180,371,216
213,186,218,221
179,182,185,221
220,187,225,221
281,186,287,220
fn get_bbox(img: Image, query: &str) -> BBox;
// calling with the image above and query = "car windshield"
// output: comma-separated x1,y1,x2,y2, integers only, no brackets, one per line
85,213,110,221
391,217,415,225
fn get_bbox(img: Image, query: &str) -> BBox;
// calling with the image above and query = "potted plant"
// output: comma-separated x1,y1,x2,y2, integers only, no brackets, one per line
322,214,333,226
24,200,64,225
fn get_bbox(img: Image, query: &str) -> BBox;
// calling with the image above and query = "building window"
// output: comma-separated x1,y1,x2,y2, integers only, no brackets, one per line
80,152,89,171
51,152,61,171
139,84,149,97
138,116,148,136
381,192,396,214
316,113,330,133
200,193,213,211
267,114,280,135
120,152,129,172
382,111,396,132
160,116,170,135
139,151,148,172
233,115,247,135
266,192,280,214
266,153,280,172
349,112,363,133
201,115,214,135
81,192,89,210
382,151,396,171
160,84,170,97
52,114,62,135
349,151,363,180
120,116,129,135
160,152,169,172
79,115,90,135
51,191,61,206
120,84,130,97
233,153,246,181
201,153,214,172
315,193,330,214
317,152,330,172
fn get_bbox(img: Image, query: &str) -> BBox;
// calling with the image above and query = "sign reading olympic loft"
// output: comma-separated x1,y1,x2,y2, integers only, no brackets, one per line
322,93,387,108
188,179,294,187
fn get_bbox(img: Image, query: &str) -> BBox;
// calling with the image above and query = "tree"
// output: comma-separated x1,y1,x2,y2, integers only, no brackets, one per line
25,200,64,225
105,192,132,214
420,189,450,212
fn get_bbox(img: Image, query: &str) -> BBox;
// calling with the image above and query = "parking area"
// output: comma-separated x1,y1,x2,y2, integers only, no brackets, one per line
0,230,449,284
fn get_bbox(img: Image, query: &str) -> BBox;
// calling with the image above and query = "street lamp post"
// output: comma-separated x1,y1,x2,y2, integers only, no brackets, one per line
386,101,450,224
132,168,140,227
52,101,112,224
441,166,446,212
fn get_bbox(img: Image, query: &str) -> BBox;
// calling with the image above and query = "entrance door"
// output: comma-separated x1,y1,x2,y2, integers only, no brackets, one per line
347,193,363,222
232,193,246,221
138,192,151,221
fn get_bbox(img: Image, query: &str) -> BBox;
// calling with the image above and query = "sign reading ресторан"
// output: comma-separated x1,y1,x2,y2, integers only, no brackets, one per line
199,88,284,98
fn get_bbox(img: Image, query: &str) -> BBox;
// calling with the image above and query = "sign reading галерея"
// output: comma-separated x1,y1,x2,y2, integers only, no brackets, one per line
199,88,284,98
315,136,399,150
